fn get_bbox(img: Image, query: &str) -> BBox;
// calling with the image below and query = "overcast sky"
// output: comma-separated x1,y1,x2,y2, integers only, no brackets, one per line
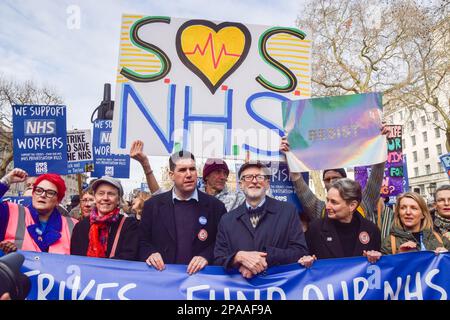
0,0,306,194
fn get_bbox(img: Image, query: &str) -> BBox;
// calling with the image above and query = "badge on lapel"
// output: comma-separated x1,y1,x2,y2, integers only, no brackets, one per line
359,231,370,244
198,229,208,241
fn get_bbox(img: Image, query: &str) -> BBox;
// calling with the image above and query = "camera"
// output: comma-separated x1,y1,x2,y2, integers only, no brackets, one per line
0,252,31,300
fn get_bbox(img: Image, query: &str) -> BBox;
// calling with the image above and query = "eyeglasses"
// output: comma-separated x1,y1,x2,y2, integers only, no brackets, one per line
33,186,58,199
240,174,268,182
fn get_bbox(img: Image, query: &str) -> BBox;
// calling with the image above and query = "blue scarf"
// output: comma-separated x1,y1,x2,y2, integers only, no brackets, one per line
26,207,62,252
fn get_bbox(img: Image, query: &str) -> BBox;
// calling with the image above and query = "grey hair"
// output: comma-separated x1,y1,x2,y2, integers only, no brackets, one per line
329,178,362,205
434,184,450,202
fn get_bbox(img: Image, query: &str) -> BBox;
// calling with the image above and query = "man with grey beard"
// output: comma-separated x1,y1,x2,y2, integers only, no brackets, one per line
213,161,309,279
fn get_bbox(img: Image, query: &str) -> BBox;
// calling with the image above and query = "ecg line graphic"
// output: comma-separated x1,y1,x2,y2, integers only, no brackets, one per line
184,33,241,69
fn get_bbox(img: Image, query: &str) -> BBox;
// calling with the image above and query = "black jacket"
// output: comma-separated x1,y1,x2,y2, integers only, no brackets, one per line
138,189,227,264
306,213,381,259
214,196,309,269
70,215,139,261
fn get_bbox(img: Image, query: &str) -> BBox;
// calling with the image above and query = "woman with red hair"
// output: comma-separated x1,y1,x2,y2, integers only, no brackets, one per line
0,168,78,254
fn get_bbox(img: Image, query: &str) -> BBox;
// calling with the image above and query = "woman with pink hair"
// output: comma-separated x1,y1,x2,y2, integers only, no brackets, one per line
0,168,78,254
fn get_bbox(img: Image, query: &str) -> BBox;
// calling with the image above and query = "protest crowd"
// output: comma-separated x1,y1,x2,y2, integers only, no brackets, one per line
0,131,449,300
0,7,449,301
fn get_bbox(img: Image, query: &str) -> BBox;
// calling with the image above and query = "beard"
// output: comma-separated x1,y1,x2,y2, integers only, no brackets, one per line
243,186,267,201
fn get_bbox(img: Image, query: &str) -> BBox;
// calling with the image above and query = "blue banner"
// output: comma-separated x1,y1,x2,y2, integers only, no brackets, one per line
13,251,449,300
92,120,130,178
12,105,68,176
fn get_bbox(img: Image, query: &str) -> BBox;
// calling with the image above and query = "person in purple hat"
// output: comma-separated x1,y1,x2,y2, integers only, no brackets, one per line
200,158,245,212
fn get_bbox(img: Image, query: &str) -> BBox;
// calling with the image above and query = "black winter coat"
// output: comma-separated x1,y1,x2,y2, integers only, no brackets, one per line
70,214,139,261
214,196,309,269
306,213,381,259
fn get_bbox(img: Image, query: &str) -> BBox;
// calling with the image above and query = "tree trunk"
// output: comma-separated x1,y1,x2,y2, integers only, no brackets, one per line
0,150,13,178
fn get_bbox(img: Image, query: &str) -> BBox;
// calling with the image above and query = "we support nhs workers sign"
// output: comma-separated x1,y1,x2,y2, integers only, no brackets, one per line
92,120,130,178
12,105,68,176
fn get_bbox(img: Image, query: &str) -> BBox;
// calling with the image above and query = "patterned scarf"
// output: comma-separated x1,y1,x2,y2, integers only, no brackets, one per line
87,208,120,258
434,214,450,239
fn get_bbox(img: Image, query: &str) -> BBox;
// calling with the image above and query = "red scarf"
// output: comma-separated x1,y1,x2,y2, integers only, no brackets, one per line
87,208,120,258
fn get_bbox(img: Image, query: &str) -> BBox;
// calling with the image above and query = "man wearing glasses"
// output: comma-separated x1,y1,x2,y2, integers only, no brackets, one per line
214,161,309,278
0,168,78,254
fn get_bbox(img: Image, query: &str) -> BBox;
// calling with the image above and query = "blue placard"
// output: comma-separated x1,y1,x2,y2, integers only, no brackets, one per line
12,105,68,176
440,153,450,178
92,120,130,178
140,182,149,192
5,250,448,300
269,162,308,213
235,162,307,213
0,196,32,207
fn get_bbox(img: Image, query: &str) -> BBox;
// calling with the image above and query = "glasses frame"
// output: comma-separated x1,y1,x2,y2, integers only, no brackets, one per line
33,186,58,199
240,174,269,182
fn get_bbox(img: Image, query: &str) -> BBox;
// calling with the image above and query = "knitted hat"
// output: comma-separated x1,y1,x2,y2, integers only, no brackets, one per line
34,173,66,202
203,158,229,182
322,168,347,179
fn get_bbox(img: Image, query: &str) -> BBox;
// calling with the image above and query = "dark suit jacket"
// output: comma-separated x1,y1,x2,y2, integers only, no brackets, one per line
138,189,227,264
306,213,381,259
214,196,309,269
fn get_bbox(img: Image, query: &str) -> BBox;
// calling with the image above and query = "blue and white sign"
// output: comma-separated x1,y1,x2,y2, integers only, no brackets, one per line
0,196,32,207
235,162,307,213
67,130,94,174
10,251,450,300
440,152,450,178
92,120,130,178
12,105,68,176
269,162,307,213
140,182,149,192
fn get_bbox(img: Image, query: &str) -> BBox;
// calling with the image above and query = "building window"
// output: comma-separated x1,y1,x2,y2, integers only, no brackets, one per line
410,121,415,131
433,111,439,121
420,185,425,194
421,115,426,126
424,147,429,159
411,135,416,146
435,127,441,138
414,167,419,177
437,144,442,155
438,162,444,173
413,151,418,162
425,165,431,175
390,115,394,124
422,131,428,143
399,111,403,120
402,138,406,149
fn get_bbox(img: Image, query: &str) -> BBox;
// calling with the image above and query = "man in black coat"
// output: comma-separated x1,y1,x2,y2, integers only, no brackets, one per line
214,161,309,278
139,150,226,275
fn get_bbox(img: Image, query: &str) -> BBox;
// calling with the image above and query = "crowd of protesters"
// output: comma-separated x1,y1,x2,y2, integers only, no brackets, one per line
0,131,449,280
